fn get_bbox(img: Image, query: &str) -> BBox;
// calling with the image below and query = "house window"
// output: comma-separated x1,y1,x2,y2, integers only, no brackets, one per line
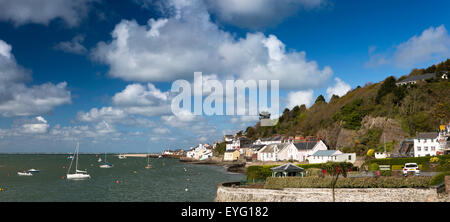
348,155,351,160
431,146,435,151
424,147,428,151
418,139,420,142
417,147,421,151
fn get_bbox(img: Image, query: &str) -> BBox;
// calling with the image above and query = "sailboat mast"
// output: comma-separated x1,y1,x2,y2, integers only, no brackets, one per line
75,142,79,171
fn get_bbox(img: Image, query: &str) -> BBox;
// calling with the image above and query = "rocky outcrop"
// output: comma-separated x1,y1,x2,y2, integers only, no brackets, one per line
320,116,408,151
360,116,408,144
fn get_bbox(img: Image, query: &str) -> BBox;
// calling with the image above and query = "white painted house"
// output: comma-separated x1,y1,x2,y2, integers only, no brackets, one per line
293,140,328,162
375,152,388,159
257,143,288,162
185,144,211,160
307,150,356,164
226,137,252,153
257,140,329,162
413,132,445,157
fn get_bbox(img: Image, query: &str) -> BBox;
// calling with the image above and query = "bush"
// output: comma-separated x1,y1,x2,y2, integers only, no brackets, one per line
380,170,392,176
306,168,322,177
436,159,450,172
369,163,379,171
429,171,450,186
246,165,277,180
392,165,403,170
264,176,432,189
366,149,375,157
366,155,450,166
430,157,439,163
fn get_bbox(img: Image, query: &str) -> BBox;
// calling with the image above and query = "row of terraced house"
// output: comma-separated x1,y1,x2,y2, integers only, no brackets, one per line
221,134,356,164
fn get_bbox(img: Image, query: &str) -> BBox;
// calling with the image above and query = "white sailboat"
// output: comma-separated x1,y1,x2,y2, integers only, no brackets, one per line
100,152,113,168
145,153,152,169
66,142,91,180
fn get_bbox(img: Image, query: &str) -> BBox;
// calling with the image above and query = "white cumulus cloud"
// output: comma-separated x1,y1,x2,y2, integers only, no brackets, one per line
286,90,314,109
92,0,332,90
367,25,450,68
326,77,351,101
0,39,71,117
0,0,96,27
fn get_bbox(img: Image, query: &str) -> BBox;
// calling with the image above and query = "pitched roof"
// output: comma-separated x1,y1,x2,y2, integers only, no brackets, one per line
417,132,439,139
249,144,265,150
397,73,435,83
270,164,304,172
261,135,283,141
259,143,290,153
225,150,239,153
311,150,338,156
293,141,318,150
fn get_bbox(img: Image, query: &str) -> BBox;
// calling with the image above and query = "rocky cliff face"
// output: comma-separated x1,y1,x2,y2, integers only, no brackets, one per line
319,115,408,151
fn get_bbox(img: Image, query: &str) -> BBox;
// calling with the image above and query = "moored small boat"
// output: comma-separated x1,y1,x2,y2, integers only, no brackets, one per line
28,169,40,173
18,172,33,176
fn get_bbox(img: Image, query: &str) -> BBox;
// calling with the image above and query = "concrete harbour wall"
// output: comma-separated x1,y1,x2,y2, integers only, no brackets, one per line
215,183,449,202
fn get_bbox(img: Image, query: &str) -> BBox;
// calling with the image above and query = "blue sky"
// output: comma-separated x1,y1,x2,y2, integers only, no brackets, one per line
0,0,449,153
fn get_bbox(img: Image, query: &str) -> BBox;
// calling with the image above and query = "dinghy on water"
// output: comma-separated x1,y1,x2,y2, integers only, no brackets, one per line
66,142,91,180
28,169,40,173
118,154,127,159
17,171,33,176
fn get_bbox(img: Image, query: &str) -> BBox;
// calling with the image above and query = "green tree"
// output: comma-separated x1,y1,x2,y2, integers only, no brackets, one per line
315,95,326,104
213,142,227,156
376,76,397,104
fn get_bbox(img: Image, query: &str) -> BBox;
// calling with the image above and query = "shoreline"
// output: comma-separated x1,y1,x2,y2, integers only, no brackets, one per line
179,157,247,174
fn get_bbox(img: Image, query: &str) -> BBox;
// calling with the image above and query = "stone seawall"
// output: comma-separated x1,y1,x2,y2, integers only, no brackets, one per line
215,183,449,202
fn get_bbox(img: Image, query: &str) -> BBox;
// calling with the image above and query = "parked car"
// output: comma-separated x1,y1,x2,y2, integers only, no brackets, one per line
403,163,420,176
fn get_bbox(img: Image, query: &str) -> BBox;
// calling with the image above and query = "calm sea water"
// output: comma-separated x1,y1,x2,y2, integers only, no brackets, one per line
0,154,244,202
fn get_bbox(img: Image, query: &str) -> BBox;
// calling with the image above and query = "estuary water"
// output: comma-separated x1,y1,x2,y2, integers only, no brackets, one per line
0,154,244,202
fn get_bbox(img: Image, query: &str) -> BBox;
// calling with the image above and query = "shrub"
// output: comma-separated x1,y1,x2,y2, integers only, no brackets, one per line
366,155,450,166
264,176,432,189
306,168,322,177
366,149,375,157
430,157,439,163
380,170,392,176
436,159,450,172
246,165,277,180
369,163,379,171
429,171,450,186
392,165,403,170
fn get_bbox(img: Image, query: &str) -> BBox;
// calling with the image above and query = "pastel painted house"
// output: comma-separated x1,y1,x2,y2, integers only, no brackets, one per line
224,150,240,161
307,150,356,164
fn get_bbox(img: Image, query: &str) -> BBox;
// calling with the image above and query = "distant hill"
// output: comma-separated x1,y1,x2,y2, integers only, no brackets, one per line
244,59,450,155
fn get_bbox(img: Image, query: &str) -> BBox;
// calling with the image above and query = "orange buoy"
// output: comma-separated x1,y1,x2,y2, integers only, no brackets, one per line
62,176,65,179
